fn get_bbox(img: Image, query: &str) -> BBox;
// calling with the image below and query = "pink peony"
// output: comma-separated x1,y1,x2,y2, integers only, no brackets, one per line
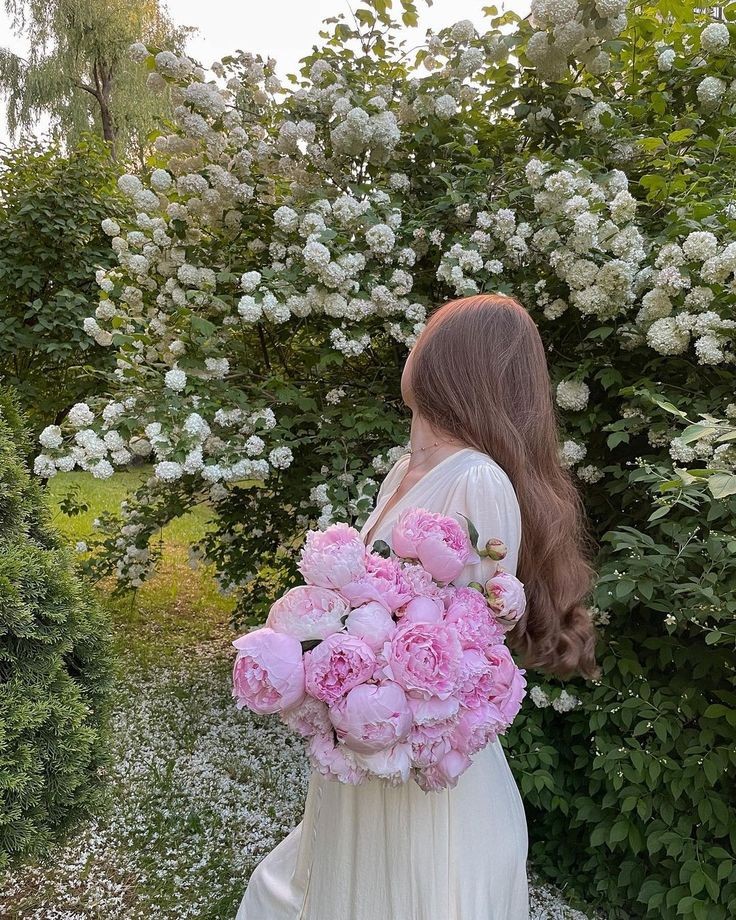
401,561,445,599
485,643,527,725
340,553,413,611
345,601,396,651
267,585,349,641
415,749,472,792
232,627,305,714
282,695,332,739
457,647,499,709
485,570,527,632
444,586,505,651
353,742,412,785
298,523,367,589
408,719,455,769
308,733,367,785
304,632,376,704
407,696,459,767
330,681,412,754
408,695,460,725
391,507,480,583
400,594,444,624
451,701,503,756
383,621,463,700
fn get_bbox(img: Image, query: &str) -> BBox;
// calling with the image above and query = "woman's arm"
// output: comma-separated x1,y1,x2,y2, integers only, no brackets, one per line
444,460,523,585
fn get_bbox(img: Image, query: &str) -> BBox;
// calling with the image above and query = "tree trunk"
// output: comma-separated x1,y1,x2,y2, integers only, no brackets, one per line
93,59,117,157
99,95,116,151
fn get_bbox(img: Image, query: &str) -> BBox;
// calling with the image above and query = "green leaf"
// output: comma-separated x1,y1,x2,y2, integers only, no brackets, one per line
300,638,322,653
648,395,688,418
668,128,695,143
615,578,636,599
702,704,729,719
708,474,736,499
607,431,630,449
651,93,667,115
190,316,217,337
457,512,480,551
371,539,392,558
609,819,629,844
679,424,718,445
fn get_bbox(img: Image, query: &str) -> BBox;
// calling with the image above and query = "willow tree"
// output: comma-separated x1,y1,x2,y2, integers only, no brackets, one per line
0,0,188,159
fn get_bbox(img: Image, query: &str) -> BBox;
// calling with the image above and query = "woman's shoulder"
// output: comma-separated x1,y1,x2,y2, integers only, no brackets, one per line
456,448,514,487
449,448,521,514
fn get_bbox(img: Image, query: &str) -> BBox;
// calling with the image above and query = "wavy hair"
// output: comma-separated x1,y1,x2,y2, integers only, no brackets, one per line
408,294,599,680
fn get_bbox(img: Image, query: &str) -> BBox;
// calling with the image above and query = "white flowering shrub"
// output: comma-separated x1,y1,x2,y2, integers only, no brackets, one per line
31,2,736,915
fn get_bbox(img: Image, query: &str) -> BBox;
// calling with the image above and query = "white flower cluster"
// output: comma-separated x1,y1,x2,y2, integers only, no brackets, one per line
636,232,736,365
528,0,627,81
700,22,730,55
307,470,378,531
371,444,411,475
696,75,726,109
330,106,401,163
348,476,378,520
560,439,587,469
529,686,581,712
438,160,644,322
556,380,590,412
576,464,604,484
116,536,152,587
325,387,345,405
657,49,675,72
308,482,334,530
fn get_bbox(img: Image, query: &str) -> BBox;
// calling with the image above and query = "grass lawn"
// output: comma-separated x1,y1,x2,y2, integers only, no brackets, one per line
0,470,603,919
48,468,233,665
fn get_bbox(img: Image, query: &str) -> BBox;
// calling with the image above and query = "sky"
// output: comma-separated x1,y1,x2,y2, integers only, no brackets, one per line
0,0,530,145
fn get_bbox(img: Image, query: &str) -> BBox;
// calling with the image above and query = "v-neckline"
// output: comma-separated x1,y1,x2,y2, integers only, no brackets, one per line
362,446,473,546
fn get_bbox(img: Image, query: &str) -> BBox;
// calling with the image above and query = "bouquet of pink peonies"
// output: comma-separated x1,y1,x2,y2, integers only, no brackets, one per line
232,507,527,792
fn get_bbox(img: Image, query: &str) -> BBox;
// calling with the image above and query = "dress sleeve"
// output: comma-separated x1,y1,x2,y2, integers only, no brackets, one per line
442,460,522,585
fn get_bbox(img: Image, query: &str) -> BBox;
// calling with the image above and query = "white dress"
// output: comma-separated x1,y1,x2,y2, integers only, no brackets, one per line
237,446,530,920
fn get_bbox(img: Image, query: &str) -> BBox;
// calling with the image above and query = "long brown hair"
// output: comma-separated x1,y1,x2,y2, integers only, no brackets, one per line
409,293,599,680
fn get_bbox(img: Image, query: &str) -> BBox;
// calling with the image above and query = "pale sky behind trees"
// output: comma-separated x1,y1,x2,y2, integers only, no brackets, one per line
0,0,530,145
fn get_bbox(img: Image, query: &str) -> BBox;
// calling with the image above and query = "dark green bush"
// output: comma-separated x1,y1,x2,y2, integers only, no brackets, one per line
0,136,127,436
0,390,112,870
506,476,736,920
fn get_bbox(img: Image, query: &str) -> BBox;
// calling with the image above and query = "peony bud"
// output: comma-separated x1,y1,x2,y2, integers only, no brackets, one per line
483,538,507,561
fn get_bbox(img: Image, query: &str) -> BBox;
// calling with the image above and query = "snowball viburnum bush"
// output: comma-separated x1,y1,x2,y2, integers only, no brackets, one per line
36,3,735,602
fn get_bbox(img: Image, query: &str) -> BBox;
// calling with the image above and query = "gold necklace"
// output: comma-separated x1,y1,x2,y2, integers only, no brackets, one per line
407,439,442,455
406,438,462,471
407,437,462,455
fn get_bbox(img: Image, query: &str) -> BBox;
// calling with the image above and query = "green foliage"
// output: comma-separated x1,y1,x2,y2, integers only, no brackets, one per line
0,136,127,434
508,504,736,919
0,388,113,870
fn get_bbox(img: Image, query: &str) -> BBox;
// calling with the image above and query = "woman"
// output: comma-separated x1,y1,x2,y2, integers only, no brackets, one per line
237,293,599,920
